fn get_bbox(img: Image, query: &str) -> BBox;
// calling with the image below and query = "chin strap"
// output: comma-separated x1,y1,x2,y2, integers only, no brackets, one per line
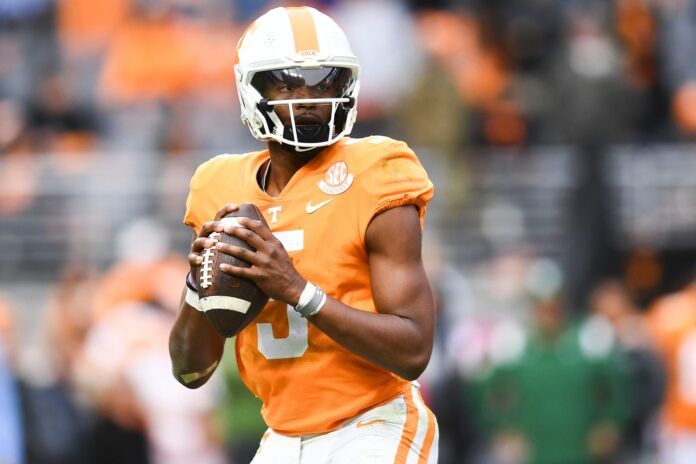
282,124,330,147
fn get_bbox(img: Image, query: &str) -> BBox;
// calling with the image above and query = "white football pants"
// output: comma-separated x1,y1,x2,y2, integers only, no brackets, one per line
250,383,438,464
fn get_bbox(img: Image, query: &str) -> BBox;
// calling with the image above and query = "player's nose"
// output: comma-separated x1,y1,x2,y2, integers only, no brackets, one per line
291,86,321,105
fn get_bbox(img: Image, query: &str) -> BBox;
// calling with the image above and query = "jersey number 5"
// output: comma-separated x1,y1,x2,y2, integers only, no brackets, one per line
256,229,309,360
257,305,308,360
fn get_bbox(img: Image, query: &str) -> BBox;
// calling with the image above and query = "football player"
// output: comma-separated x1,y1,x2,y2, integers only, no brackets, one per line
169,6,438,463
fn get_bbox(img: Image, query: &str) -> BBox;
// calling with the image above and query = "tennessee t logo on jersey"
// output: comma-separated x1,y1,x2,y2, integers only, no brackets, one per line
318,161,353,195
268,206,282,223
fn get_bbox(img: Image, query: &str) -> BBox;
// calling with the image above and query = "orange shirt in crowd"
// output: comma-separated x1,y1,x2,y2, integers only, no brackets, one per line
184,136,434,435
58,0,131,55
92,255,188,320
648,286,696,430
99,20,236,104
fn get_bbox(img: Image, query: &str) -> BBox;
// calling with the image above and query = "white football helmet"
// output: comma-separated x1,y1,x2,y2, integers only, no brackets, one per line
234,6,360,151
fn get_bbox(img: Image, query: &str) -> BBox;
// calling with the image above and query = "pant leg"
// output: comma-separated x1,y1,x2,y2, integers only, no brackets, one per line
250,429,301,464
325,383,439,464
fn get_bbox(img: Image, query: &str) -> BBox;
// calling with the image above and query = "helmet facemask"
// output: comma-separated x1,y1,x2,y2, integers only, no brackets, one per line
242,66,358,152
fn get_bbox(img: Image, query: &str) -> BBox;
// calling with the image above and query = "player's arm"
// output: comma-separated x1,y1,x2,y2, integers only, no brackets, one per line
309,205,435,380
169,207,239,388
218,205,435,380
169,285,225,389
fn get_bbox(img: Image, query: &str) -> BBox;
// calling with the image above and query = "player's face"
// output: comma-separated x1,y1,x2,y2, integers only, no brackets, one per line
252,67,351,127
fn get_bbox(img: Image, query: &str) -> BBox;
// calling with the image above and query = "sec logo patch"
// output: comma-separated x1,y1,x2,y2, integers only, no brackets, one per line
318,161,353,195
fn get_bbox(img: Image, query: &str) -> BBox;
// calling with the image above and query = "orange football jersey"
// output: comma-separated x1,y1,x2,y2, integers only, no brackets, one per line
648,287,696,430
183,136,434,435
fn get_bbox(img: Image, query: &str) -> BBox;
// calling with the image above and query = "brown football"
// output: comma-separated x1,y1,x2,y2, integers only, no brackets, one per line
196,204,270,337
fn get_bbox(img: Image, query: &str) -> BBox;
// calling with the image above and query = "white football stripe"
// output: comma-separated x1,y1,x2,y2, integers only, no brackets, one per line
199,296,251,313
185,287,201,311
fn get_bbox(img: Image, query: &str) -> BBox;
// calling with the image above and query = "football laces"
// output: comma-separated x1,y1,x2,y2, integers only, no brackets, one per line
199,232,220,289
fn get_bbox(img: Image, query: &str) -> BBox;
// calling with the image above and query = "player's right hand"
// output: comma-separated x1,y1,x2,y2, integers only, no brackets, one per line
187,204,240,275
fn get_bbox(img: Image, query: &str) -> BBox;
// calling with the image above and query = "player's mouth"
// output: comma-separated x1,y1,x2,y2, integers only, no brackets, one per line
294,113,322,125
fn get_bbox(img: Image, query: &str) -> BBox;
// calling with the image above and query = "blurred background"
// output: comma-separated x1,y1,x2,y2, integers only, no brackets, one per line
2,0,696,463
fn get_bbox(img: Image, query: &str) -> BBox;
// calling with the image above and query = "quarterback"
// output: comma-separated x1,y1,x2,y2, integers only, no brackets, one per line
169,6,438,463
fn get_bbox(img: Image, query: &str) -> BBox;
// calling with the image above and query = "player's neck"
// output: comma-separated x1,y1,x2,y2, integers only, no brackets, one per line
263,142,328,196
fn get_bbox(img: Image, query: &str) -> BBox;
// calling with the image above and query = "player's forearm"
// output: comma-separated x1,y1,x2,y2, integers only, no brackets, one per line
169,297,225,389
308,298,433,381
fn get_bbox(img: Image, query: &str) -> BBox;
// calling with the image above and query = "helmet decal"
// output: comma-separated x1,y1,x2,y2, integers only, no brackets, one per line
286,7,319,56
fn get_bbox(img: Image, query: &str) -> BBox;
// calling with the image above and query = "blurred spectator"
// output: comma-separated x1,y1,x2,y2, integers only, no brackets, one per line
18,268,92,464
672,82,696,135
0,297,23,464
99,2,204,105
98,0,239,152
413,9,514,147
333,0,424,134
217,346,266,464
68,217,225,464
647,275,696,464
57,0,131,57
419,238,479,464
656,0,696,136
20,374,92,464
0,99,37,218
43,266,98,380
478,295,628,464
0,98,27,154
74,302,155,464
26,72,99,155
0,0,51,22
91,217,188,319
0,153,38,221
589,280,665,462
76,300,225,464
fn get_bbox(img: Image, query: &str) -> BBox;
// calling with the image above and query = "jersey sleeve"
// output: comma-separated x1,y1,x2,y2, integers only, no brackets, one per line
356,140,434,239
183,156,224,235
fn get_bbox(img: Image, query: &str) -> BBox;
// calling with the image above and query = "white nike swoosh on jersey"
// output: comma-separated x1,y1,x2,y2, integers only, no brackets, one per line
306,199,333,214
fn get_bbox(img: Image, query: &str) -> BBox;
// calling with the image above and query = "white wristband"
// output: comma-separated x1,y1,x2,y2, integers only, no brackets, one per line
305,292,327,317
185,286,203,312
294,281,327,318
297,282,317,309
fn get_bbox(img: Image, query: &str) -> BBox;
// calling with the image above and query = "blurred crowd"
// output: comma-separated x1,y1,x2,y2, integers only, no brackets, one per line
5,224,696,464
0,218,269,464
423,247,681,463
2,0,696,463
2,0,696,159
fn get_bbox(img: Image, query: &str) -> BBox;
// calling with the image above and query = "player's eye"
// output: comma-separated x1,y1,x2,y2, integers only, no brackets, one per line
283,84,303,93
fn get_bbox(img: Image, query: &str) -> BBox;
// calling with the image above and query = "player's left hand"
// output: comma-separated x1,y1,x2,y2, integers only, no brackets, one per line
216,217,306,306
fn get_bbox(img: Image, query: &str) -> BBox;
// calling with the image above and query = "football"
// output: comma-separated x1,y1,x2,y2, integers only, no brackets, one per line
196,204,270,337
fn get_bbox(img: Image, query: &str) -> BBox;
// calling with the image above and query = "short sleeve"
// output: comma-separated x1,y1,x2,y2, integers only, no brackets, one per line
356,142,434,238
183,189,200,234
183,157,221,235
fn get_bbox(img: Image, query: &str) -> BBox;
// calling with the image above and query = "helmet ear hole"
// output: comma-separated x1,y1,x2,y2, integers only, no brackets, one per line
257,99,271,113
254,105,278,137
334,104,350,134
